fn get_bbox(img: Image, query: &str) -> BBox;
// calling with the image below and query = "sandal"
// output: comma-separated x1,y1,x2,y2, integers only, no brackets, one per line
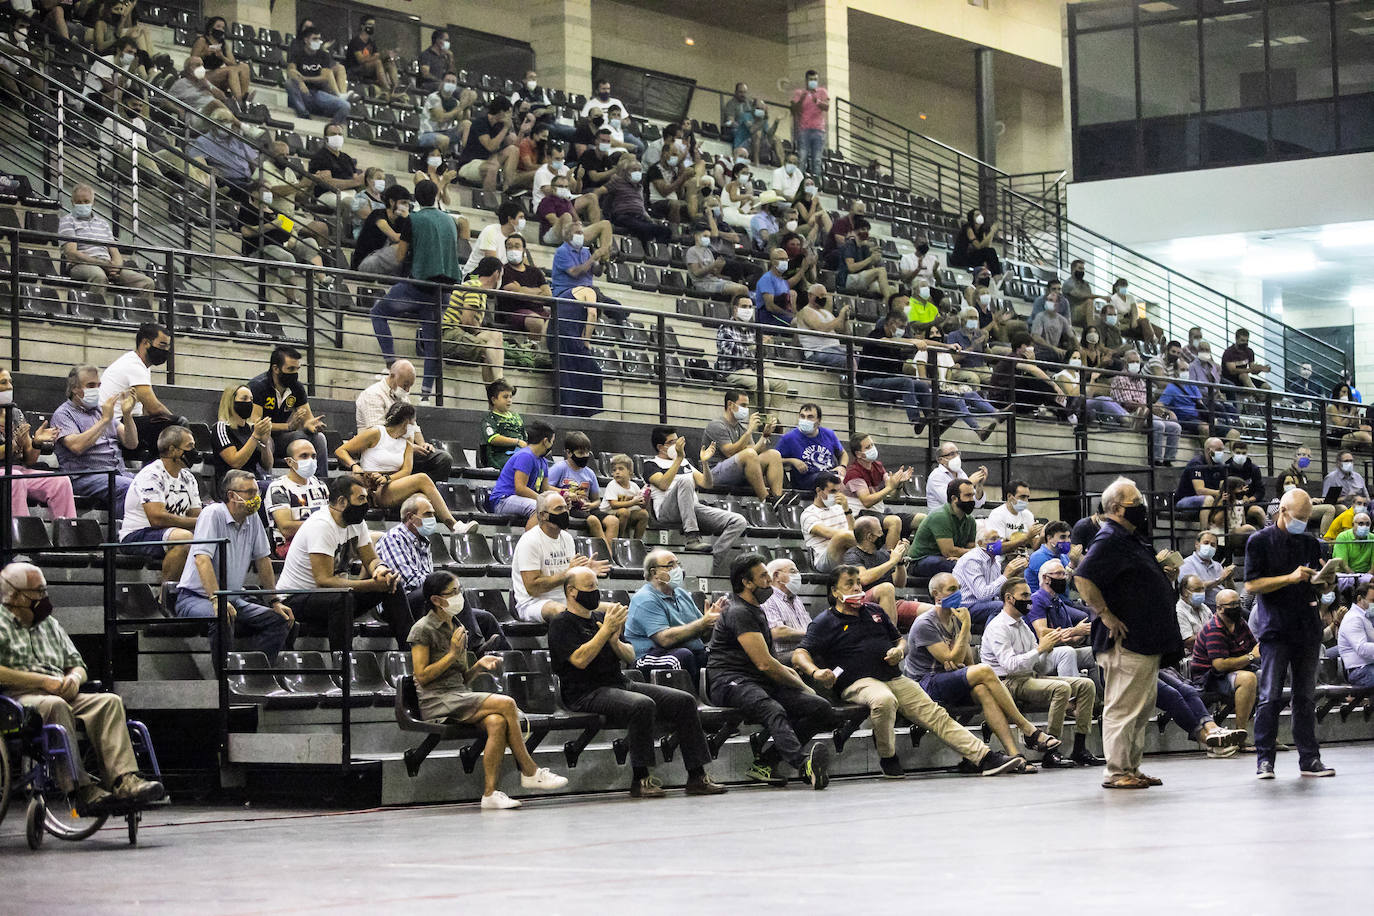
1102,774,1151,789
1026,729,1061,753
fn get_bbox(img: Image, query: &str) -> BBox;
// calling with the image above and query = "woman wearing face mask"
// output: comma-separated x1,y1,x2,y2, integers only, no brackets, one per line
409,571,569,808
1054,348,1122,426
1327,382,1372,451
498,234,552,346
789,179,832,240
333,401,461,529
93,0,153,60
0,368,76,520
720,162,758,230
949,208,1002,278
1109,277,1163,355
191,16,252,106
212,384,274,488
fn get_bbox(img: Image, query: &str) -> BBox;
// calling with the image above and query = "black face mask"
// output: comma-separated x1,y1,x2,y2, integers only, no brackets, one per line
1048,578,1068,595
362,24,374,35
341,501,369,525
916,244,930,256
211,28,225,40
1012,598,1032,614
956,499,976,515
751,584,774,604
547,511,570,530
178,447,201,467
1122,503,1150,532
591,117,604,127
576,588,601,609
279,370,299,384
233,400,254,420
597,91,611,101
568,453,589,469
1073,270,1085,280
146,346,170,366
28,596,54,626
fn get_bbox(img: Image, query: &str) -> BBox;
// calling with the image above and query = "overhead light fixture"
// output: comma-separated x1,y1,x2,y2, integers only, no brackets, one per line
1242,249,1318,276
684,36,695,45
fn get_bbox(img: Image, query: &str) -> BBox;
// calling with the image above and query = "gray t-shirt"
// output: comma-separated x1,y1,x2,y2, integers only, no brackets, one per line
406,612,470,700
903,610,957,681
685,244,715,275
703,416,746,467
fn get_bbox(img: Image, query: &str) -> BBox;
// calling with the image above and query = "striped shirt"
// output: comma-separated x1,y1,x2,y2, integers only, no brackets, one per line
444,279,488,334
375,523,433,593
1190,615,1256,684
0,607,84,681
58,211,116,261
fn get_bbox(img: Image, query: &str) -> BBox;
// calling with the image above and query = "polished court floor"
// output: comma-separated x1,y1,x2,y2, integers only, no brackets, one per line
6,743,1372,914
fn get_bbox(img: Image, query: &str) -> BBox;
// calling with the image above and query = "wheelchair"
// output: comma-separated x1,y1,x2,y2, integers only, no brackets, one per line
1,693,164,850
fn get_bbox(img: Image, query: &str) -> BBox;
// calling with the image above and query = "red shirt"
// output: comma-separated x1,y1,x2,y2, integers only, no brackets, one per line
843,459,887,501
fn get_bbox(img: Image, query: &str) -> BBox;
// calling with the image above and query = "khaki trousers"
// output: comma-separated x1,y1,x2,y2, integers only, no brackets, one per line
1098,644,1160,779
843,675,986,762
1007,674,1096,739
11,691,139,789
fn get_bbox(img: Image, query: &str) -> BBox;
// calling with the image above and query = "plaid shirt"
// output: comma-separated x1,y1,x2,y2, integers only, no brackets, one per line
375,524,433,593
715,324,755,374
0,606,84,682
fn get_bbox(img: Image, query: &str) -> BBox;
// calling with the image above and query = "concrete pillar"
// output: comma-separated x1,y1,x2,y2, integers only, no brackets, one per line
787,0,849,153
529,0,593,99
974,46,996,217
205,0,273,32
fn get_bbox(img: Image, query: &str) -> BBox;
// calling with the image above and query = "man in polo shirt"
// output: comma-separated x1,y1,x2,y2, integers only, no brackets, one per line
752,247,795,331
487,420,554,526
1189,588,1259,743
97,323,183,461
173,470,293,663
908,479,979,578
1075,475,1186,789
51,364,138,514
1024,520,1073,588
799,474,856,575
625,549,721,680
59,183,154,299
1332,512,1374,581
925,441,987,510
760,558,812,660
247,345,328,465
792,565,1022,778
707,554,836,788
843,516,922,627
119,426,202,583
1244,487,1334,778
442,257,506,386
843,433,918,538
701,389,786,502
1321,451,1369,508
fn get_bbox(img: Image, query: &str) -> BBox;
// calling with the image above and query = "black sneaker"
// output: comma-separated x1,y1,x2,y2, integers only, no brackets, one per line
977,750,1023,776
1257,761,1276,780
879,755,906,779
1300,760,1336,778
802,743,831,790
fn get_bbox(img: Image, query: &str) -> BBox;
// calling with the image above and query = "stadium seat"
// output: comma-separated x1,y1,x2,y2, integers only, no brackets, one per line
277,651,372,709
226,652,317,710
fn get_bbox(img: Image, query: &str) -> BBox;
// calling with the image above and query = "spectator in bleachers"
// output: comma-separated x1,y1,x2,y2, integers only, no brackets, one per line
118,425,200,581
1110,349,1181,468
585,79,645,154
464,200,525,279
535,144,602,224
1029,559,1096,683
949,209,1001,278
375,494,438,595
351,185,409,275
727,97,774,167
909,479,978,578
794,284,851,370
1279,446,1335,527
265,439,327,559
409,570,565,809
486,418,553,525
1023,519,1073,589
0,561,166,813
173,469,292,663
186,106,261,204
983,480,1042,553
844,433,917,535
247,345,328,468
1337,582,1374,688
989,333,1073,422
478,378,526,471
1173,435,1231,527
954,527,1030,628
1108,278,1162,353
332,401,460,532
905,572,1061,765
751,247,796,330
800,473,858,575
190,16,251,108
789,68,829,176
1178,531,1233,608
842,516,922,627
355,360,451,485
925,441,987,511
1221,327,1272,392
945,306,991,382
1029,278,1068,324
791,177,831,238
913,323,1000,439
0,369,73,518
795,565,1023,778
856,310,933,436
456,96,521,192
59,182,154,299
1189,588,1258,741
602,155,671,245
646,142,700,234
82,36,145,116
309,123,364,210
239,180,326,303
211,384,272,489
1061,260,1099,326
838,217,892,301
539,178,612,261
647,426,747,570
584,455,645,544
746,191,783,252
514,68,556,123
776,403,846,492
91,1,154,65
1323,493,1369,541
345,15,400,98
1323,450,1369,506
442,256,506,385
97,323,186,465
719,161,759,230
1078,326,1117,375
552,567,725,798
1158,373,1220,443
498,233,552,340
1094,302,1131,359
756,558,812,658
1176,574,1212,653
275,474,411,649
625,548,719,679
1328,382,1371,452
169,55,234,124
511,490,608,622
1030,290,1077,362
575,127,622,192
416,29,452,93
770,151,804,201
548,430,617,555
982,579,1101,768
1289,362,1322,400
52,365,136,514
416,70,473,154
1332,512,1374,583
700,389,786,502
686,230,748,299
285,27,352,124
547,285,607,418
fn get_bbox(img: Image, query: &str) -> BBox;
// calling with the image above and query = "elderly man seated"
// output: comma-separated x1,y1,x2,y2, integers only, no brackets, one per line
1029,558,1100,688
760,558,814,660
0,562,165,813
842,516,925,627
1190,588,1259,745
119,425,202,582
954,527,1030,629
625,548,722,681
59,183,155,299
510,491,610,623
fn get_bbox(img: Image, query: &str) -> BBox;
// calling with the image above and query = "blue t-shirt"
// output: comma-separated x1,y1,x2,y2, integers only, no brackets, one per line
752,270,792,327
1027,589,1088,630
489,447,548,503
625,582,706,658
1159,383,1201,425
777,426,842,478
551,242,592,297
546,460,600,504
1024,543,1070,587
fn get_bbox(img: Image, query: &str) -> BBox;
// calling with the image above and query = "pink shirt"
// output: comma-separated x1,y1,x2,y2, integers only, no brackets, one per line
791,86,829,131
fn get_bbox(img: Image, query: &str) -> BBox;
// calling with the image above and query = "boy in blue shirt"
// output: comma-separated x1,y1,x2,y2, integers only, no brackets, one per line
488,420,555,527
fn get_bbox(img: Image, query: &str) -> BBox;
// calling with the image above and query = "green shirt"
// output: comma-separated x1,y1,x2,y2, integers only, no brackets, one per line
910,504,976,560
481,409,525,470
0,606,84,683
1332,529,1374,574
407,206,460,282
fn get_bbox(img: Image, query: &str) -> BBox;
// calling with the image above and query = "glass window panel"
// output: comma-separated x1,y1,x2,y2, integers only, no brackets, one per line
1073,1,1135,30
1338,95,1374,149
1271,100,1337,154
1337,0,1374,96
1141,117,1202,171
1201,110,1268,164
1075,28,1137,124
1075,122,1139,179
1267,1,1334,101
1202,2,1265,109
1140,20,1201,116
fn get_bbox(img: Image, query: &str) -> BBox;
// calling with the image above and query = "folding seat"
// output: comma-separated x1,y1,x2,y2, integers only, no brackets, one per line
227,652,316,709
276,651,371,708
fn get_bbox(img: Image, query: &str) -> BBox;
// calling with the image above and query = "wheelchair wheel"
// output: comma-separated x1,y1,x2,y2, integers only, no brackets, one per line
44,793,108,842
25,797,44,850
0,737,10,826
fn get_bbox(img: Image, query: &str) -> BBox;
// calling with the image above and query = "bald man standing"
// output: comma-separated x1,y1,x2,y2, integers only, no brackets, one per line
1244,487,1334,779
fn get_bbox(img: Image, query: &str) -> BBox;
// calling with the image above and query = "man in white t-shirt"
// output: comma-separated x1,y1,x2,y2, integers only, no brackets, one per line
898,236,940,286
118,426,202,582
983,479,1044,554
770,152,804,201
99,322,185,461
462,200,525,278
265,439,330,557
799,473,856,574
276,475,412,649
511,491,609,622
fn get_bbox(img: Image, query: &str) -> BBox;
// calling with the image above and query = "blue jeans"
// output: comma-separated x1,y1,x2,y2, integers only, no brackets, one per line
174,588,292,664
1156,666,1213,739
860,376,931,425
806,347,848,370
286,81,351,124
372,280,441,393
1253,637,1322,769
912,554,956,578
798,128,825,175
1176,495,1209,511
968,597,1003,630
70,468,133,517
1088,397,1128,424
1348,664,1374,689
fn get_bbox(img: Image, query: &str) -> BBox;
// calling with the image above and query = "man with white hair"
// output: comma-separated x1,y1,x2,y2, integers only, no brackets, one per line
59,183,156,297
0,562,165,812
954,525,1030,628
1030,558,1100,688
354,359,452,482
1075,476,1185,789
376,493,438,595
760,558,813,659
625,548,722,680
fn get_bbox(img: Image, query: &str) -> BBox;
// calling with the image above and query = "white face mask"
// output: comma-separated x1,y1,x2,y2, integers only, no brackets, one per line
807,79,819,90
1213,449,1229,465
804,186,816,197
863,446,878,462
119,53,135,66
822,493,836,508
667,156,680,168
372,178,386,193
1126,362,1140,374
598,142,611,153
441,40,451,51
733,307,752,322
785,220,798,232
734,406,748,423
1104,314,1119,326
629,170,643,183
326,134,344,151
293,457,317,479
974,214,984,226
441,82,457,95
1198,350,1213,363
945,455,962,474
978,293,992,306
506,249,523,265
0,390,13,406
555,186,573,199
308,39,323,51
427,156,442,169
526,80,537,91
797,419,817,435
698,236,712,248
192,65,207,80
785,163,797,174
260,190,273,205
515,216,526,231
965,319,978,330
1197,544,1216,561
917,286,930,300
570,233,584,249
1068,357,1082,367
1342,461,1355,473
1283,484,1297,493
82,387,102,408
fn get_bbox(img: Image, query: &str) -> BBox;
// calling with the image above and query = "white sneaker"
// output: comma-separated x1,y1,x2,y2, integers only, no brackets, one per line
520,767,569,791
480,790,521,810
1205,744,1239,759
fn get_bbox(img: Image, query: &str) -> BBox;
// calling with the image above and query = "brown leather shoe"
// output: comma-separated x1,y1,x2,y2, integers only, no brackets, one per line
685,774,728,796
1133,772,1163,786
1102,773,1152,789
630,775,666,798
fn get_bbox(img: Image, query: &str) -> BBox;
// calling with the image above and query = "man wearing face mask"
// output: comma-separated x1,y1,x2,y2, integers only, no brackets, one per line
601,156,671,245
925,441,987,510
954,527,1030,628
119,426,202,583
60,183,156,301
1178,531,1234,607
1062,259,1099,326
751,246,797,331
908,480,980,578
52,364,138,514
511,491,611,623
770,152,805,200
759,558,813,659
1029,278,1070,323
1332,512,1374,584
174,470,293,664
838,217,892,300
713,296,787,410
309,123,364,208
1175,575,1212,652
1189,588,1259,742
1336,582,1374,688
285,26,352,124
1109,348,1181,468
1289,362,1322,401
686,228,748,299
1030,559,1098,688
701,389,786,502
842,515,924,626
376,494,441,595
793,284,851,370
1321,450,1369,509
417,70,475,155
345,17,400,98
1023,520,1074,588
985,480,1044,554
416,29,454,93
266,439,329,558
1074,476,1185,788
625,549,721,680
788,68,829,176
0,562,166,814
646,142,700,232
581,79,644,154
169,54,234,121
1174,436,1230,520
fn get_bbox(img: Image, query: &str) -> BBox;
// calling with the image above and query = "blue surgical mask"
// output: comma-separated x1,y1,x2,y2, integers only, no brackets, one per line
666,566,685,588
1286,516,1308,535
940,590,963,609
1055,541,1071,556
1297,455,1311,469
797,419,816,435
73,203,93,219
1013,500,1028,514
1358,525,1371,539
1188,592,1205,607
985,540,1003,558
418,516,438,537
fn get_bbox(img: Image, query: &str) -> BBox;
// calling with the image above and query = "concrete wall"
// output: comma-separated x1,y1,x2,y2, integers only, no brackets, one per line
849,0,1063,68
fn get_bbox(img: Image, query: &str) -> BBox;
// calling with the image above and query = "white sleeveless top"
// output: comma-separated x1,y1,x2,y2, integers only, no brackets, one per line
358,425,408,473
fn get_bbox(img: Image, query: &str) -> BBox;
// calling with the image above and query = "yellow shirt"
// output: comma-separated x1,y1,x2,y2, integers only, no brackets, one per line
1324,506,1355,541
444,279,487,333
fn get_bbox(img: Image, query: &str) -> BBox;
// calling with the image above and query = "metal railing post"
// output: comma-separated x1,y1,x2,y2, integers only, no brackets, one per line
341,591,355,770
305,272,317,396
549,298,562,415
845,336,856,434
163,249,177,385
657,313,668,424
9,230,19,369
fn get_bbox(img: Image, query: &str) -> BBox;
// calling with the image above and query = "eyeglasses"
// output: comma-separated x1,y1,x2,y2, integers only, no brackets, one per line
654,561,680,570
